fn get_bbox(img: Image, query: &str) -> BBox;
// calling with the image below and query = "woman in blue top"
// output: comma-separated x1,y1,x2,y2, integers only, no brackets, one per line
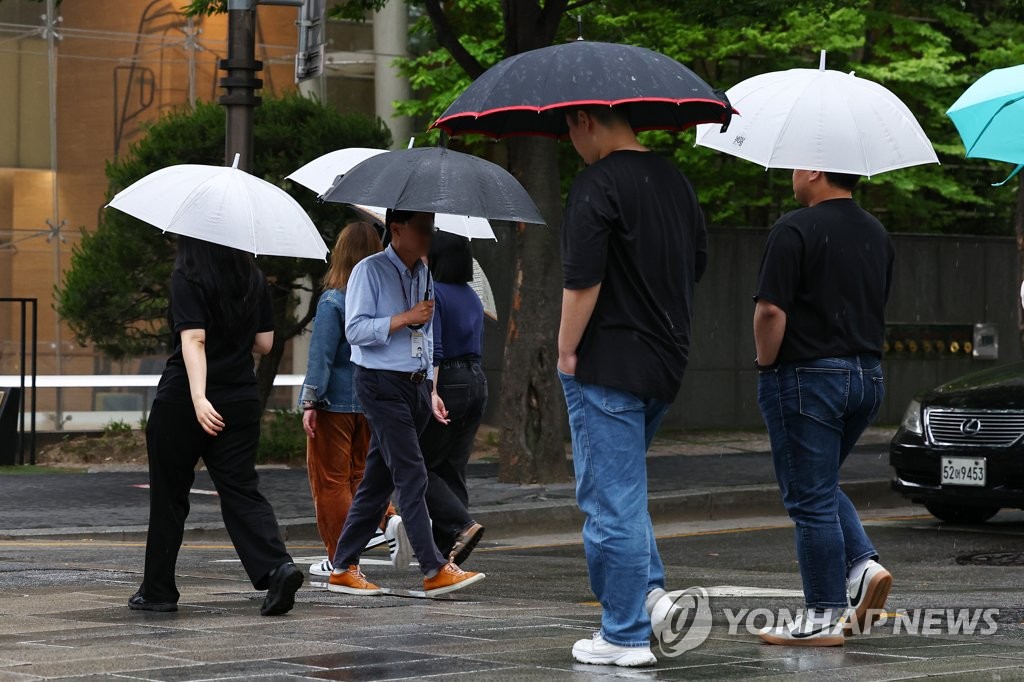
300,222,401,577
421,232,488,566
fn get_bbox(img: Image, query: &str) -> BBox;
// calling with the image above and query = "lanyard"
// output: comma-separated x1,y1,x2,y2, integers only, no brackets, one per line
388,258,432,329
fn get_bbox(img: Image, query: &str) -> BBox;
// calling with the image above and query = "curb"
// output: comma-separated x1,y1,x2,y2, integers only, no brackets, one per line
0,479,902,543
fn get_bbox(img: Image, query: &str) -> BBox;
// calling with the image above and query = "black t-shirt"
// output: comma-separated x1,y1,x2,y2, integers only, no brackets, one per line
562,150,708,403
155,268,274,404
754,198,894,364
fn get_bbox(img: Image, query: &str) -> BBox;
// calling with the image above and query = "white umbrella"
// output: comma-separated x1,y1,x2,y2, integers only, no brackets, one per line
288,148,497,240
695,51,938,176
107,154,328,260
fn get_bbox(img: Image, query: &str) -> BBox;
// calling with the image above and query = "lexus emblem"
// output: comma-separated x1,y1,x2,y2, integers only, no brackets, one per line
960,419,982,436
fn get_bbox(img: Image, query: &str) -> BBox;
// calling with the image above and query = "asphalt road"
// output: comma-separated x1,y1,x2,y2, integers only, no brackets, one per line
2,505,1024,679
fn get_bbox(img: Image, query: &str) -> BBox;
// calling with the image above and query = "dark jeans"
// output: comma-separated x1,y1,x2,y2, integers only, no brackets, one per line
141,399,291,603
757,355,884,610
333,367,447,574
420,361,488,555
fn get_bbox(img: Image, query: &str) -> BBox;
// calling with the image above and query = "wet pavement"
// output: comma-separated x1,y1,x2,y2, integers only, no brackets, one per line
5,425,1024,679
2,508,1024,680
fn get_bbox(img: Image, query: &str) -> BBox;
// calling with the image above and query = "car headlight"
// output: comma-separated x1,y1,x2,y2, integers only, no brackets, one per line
901,399,923,435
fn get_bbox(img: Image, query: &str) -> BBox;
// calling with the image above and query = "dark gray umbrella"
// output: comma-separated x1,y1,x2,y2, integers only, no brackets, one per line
432,40,733,138
321,147,545,225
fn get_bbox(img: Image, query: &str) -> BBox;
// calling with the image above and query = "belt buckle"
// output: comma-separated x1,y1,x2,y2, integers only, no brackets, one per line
410,371,426,384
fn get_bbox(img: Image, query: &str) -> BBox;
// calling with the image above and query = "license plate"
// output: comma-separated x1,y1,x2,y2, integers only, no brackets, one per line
941,457,986,487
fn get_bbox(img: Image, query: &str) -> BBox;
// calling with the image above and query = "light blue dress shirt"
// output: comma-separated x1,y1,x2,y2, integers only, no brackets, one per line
345,245,434,380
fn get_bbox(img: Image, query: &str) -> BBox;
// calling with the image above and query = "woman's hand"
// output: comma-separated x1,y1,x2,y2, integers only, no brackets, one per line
302,409,317,439
431,392,450,425
192,396,225,436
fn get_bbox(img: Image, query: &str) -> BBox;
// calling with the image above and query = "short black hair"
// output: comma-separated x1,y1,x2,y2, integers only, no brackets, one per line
823,171,861,191
566,104,630,128
385,209,418,232
429,231,473,284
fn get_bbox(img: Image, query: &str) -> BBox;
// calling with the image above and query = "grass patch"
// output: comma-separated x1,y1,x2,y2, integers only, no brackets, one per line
0,465,81,475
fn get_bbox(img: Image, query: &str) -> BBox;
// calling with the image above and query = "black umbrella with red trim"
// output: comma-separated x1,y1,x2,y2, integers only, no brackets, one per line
432,40,733,139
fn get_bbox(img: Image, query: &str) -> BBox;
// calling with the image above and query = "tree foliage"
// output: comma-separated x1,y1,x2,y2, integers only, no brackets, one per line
58,94,390,392
389,0,1024,235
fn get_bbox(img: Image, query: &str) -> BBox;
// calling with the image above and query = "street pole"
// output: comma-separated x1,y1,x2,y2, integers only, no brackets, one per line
220,0,262,171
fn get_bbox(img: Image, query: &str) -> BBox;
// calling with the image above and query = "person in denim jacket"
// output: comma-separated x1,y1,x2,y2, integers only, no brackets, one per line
300,222,402,577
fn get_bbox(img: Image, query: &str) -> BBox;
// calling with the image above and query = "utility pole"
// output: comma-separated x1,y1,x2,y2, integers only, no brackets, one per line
220,0,261,171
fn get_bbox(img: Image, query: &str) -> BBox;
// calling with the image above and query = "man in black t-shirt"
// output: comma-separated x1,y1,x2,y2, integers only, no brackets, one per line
753,169,894,646
557,105,707,668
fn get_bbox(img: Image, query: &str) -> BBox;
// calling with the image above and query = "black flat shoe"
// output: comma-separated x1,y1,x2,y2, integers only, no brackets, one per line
128,591,177,612
261,562,303,616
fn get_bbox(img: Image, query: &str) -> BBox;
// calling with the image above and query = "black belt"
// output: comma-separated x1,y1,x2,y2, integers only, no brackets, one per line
376,369,428,384
440,358,480,369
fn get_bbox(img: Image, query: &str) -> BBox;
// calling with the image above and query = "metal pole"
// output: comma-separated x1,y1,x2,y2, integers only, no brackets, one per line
18,301,26,465
221,0,262,171
30,299,37,465
45,0,64,430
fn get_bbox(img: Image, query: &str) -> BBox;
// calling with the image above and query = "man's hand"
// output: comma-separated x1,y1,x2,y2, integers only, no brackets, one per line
392,300,434,332
557,352,577,376
302,409,317,439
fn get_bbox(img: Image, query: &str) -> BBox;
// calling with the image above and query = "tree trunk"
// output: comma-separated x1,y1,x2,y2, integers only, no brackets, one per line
496,137,569,484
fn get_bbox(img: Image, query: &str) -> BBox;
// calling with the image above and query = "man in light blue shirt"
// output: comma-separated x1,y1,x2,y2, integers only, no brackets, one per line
328,209,486,598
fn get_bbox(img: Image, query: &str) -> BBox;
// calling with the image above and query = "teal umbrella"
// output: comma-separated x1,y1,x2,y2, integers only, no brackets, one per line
947,64,1024,186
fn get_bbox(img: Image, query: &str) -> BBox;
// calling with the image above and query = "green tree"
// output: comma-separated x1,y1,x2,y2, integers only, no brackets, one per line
57,94,391,406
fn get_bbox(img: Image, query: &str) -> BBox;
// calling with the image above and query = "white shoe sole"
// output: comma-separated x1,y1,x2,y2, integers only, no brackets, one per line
423,571,485,597
571,646,657,667
758,630,844,647
327,583,383,596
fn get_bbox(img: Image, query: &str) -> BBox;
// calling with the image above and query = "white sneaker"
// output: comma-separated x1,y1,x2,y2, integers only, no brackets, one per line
572,632,656,667
309,558,332,577
364,527,387,550
758,613,845,647
846,559,892,634
385,515,412,569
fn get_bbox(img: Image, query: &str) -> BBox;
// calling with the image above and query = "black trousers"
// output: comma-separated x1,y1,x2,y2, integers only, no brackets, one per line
333,367,447,574
420,361,488,555
141,399,291,602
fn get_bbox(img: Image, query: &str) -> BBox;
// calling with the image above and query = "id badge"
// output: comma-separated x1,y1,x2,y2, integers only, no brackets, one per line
410,331,425,358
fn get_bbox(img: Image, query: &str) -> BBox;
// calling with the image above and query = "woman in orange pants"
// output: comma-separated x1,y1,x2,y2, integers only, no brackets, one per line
300,222,406,576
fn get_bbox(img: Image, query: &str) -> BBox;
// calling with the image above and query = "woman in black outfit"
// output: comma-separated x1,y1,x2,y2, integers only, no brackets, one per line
130,236,302,616
421,232,488,565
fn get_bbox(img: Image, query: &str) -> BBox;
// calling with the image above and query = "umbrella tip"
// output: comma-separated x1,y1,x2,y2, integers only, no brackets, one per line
231,153,240,169
818,50,826,71
576,14,584,40
407,137,415,149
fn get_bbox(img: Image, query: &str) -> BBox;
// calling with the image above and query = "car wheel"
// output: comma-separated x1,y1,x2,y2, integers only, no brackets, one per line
924,502,1000,524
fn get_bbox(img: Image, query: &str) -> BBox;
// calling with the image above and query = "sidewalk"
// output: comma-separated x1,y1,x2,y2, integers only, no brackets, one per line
0,427,901,541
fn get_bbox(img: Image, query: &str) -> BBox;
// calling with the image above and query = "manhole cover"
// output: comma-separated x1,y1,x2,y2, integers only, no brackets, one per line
956,551,1024,566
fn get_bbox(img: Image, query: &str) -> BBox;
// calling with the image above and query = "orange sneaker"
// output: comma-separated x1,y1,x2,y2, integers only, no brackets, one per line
423,562,485,597
328,565,383,595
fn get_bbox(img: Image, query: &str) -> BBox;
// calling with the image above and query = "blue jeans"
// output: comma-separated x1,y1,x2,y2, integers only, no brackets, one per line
559,370,670,647
757,355,884,610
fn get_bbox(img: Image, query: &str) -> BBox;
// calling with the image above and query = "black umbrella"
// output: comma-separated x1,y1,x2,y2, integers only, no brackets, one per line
432,41,733,138
321,147,545,225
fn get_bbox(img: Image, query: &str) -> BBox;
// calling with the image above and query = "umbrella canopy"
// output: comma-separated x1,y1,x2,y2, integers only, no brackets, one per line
286,147,385,195
694,53,938,176
947,64,1024,185
107,154,328,260
432,40,732,138
289,149,496,239
321,147,545,225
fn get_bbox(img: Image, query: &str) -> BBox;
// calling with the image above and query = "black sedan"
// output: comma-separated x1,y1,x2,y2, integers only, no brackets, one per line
890,362,1024,523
